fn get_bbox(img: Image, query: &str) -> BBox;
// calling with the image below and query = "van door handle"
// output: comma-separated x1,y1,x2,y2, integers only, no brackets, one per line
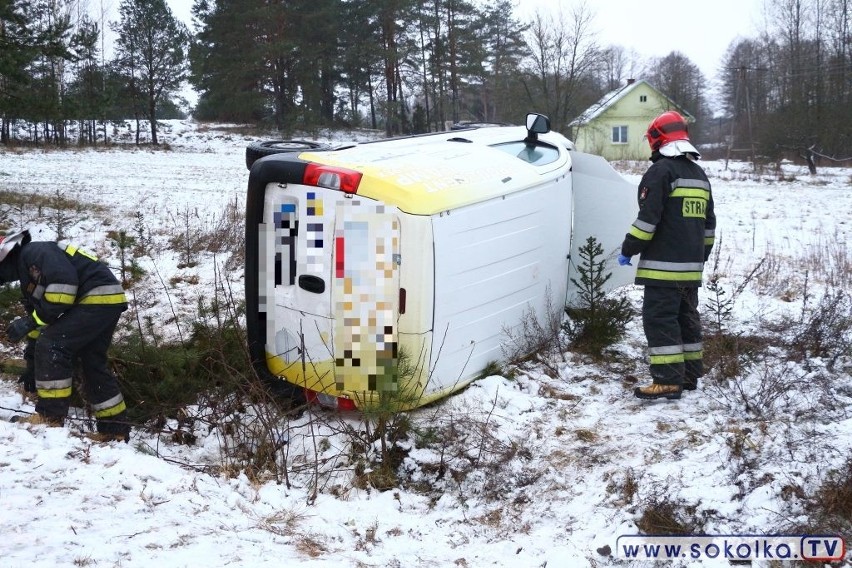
298,275,326,294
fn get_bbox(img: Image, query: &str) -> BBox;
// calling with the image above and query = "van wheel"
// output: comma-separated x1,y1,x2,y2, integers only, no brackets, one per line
245,140,330,169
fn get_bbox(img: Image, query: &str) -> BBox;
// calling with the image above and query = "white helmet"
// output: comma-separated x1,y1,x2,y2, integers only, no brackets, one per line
0,229,28,263
659,139,701,158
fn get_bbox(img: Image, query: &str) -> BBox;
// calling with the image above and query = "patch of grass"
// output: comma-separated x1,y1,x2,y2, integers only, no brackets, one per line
169,274,200,286
0,285,26,320
0,189,105,214
606,468,639,505
502,289,566,378
257,509,309,537
702,333,769,380
476,360,504,380
412,424,440,448
788,458,852,537
808,458,852,531
782,290,852,371
636,496,703,535
575,428,597,443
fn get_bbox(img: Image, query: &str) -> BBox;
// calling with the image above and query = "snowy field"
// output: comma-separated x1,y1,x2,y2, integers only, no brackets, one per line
0,120,850,567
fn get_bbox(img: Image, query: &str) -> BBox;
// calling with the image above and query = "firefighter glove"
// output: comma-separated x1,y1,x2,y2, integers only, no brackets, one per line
7,316,37,343
17,369,35,393
617,254,633,266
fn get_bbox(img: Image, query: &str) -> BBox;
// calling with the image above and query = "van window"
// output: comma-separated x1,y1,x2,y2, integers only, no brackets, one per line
492,141,559,165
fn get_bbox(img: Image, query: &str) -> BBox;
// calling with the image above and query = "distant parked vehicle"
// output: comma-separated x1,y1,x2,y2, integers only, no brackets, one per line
244,113,637,410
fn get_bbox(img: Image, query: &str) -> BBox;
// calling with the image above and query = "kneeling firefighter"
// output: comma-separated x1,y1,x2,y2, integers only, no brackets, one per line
0,229,131,441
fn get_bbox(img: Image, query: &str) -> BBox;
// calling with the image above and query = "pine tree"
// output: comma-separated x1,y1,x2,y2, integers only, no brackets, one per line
0,0,74,143
112,0,189,145
564,236,633,357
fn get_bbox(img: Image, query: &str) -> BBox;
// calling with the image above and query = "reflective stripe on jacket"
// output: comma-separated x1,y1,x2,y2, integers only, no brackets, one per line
17,241,128,325
621,156,716,287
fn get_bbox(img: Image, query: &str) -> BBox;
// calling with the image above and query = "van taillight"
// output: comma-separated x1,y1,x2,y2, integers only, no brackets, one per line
304,388,358,411
303,163,362,194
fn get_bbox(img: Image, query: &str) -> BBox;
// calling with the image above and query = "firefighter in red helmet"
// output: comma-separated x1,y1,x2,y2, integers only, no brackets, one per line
618,111,716,400
0,229,131,441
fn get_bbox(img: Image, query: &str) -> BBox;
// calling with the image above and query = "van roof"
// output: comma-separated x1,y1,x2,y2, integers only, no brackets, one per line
300,126,571,215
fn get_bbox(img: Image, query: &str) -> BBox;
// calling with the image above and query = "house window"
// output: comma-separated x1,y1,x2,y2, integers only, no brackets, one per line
612,126,628,144
640,95,647,102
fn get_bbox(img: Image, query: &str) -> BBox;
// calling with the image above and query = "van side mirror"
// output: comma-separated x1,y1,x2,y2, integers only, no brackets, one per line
525,113,550,145
526,113,551,135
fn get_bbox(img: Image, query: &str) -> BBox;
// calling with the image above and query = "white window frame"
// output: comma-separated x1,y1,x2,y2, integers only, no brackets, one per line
612,125,628,144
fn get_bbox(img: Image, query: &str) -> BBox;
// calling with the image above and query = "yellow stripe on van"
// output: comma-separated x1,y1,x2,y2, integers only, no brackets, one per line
301,140,566,215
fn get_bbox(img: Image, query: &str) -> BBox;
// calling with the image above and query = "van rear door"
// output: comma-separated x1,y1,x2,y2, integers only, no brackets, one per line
258,184,336,391
567,151,638,301
332,202,401,395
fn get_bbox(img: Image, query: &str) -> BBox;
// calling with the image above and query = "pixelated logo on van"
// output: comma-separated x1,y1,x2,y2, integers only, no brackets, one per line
273,201,298,286
304,192,325,273
334,203,400,393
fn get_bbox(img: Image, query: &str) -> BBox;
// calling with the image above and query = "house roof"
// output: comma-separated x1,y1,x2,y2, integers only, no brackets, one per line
568,79,694,127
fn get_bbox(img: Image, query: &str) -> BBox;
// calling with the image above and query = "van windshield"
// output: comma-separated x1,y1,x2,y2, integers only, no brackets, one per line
491,141,560,166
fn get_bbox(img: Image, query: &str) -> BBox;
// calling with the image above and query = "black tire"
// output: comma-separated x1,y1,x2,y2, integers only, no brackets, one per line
245,140,330,170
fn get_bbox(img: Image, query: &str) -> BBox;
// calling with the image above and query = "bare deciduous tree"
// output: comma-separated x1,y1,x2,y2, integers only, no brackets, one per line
521,2,600,132
644,52,712,140
719,0,851,168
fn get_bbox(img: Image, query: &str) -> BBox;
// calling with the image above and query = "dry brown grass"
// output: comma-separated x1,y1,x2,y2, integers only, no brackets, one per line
702,333,770,380
606,468,639,505
807,458,852,532
636,497,703,535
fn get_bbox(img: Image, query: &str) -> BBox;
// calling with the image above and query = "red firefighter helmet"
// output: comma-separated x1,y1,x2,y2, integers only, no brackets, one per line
646,111,689,150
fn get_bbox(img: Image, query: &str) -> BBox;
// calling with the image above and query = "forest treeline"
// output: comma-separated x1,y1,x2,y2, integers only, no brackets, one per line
1,0,849,162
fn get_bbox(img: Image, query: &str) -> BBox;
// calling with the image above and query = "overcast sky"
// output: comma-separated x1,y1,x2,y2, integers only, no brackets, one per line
520,0,766,81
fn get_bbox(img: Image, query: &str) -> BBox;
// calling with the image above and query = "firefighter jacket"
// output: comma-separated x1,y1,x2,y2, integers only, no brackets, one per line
16,241,128,327
620,155,716,287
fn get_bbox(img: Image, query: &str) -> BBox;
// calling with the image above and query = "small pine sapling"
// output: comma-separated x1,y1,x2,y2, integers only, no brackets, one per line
564,236,633,357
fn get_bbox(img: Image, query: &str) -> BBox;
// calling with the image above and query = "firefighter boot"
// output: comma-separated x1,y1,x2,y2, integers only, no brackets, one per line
633,383,682,400
85,431,130,443
11,413,65,427
89,415,131,443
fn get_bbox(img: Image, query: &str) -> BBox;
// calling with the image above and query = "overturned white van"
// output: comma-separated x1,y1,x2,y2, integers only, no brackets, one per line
244,114,637,410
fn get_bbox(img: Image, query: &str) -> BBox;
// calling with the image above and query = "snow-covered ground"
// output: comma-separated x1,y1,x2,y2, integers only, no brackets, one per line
0,120,850,567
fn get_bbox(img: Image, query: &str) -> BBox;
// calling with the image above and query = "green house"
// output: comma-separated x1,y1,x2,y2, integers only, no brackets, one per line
569,79,693,161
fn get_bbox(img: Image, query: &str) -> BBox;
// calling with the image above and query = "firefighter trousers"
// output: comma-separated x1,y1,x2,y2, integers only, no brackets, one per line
34,304,128,435
642,286,703,386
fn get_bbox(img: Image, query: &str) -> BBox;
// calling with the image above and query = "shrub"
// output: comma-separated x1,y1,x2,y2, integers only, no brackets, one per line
110,326,212,425
809,458,852,533
635,495,705,535
701,332,768,380
563,236,633,357
502,289,565,377
788,458,852,536
347,347,424,490
108,229,146,286
787,290,852,371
